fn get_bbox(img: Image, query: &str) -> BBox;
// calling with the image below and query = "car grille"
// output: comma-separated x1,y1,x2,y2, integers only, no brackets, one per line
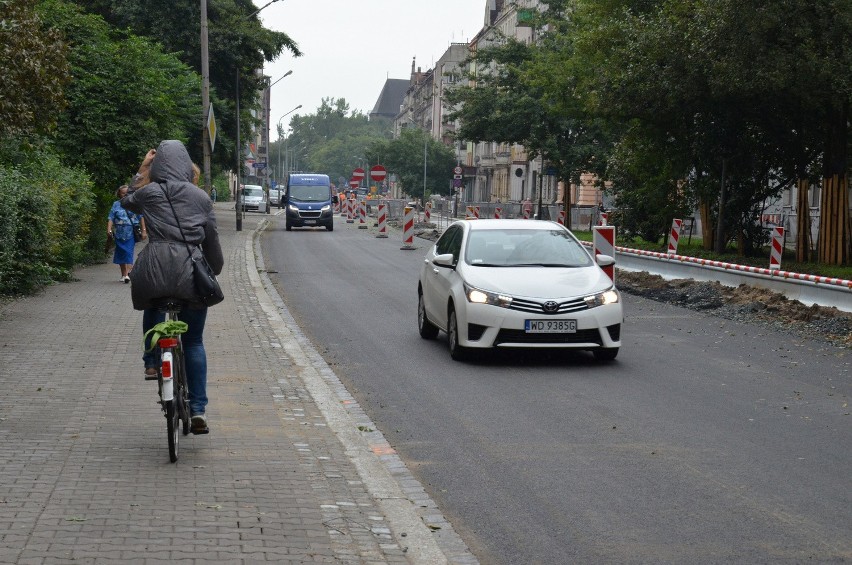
508,297,589,315
299,210,322,219
494,328,602,345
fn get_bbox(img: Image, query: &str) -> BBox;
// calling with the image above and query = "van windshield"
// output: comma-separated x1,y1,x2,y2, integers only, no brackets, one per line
289,184,330,202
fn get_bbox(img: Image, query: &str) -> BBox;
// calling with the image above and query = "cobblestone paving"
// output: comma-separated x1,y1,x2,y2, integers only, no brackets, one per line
0,207,475,564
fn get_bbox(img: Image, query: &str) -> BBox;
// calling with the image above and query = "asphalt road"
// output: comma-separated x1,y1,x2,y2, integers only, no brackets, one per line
260,214,851,565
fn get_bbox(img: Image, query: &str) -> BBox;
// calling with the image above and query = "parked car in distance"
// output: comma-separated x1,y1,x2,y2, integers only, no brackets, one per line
240,184,267,212
269,186,281,206
417,219,623,361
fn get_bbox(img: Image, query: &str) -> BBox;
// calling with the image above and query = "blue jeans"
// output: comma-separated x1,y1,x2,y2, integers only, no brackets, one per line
143,307,209,416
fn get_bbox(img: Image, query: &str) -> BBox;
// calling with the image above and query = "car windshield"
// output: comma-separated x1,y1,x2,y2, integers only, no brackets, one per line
464,228,593,268
289,184,329,202
242,186,263,198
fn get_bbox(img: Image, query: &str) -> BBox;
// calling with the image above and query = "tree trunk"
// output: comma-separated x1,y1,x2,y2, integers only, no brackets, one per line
714,157,728,253
817,101,849,265
562,176,572,229
699,198,714,250
795,178,811,263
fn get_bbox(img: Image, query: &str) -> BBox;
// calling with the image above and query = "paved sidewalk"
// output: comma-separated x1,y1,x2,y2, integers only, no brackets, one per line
0,203,475,564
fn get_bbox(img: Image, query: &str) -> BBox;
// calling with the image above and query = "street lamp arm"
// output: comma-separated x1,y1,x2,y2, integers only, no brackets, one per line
246,0,282,20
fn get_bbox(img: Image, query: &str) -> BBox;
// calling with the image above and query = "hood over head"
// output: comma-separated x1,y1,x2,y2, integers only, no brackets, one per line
149,140,194,184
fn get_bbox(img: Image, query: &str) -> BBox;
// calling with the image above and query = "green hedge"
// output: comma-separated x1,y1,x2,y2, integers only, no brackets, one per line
0,149,96,295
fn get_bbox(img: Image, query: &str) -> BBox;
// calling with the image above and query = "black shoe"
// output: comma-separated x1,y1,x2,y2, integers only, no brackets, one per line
190,414,209,435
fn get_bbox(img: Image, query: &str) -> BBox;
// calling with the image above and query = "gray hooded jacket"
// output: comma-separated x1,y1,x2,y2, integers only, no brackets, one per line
121,140,224,310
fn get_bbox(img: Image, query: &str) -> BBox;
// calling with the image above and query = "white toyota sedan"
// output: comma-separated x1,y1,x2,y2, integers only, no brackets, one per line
417,219,623,361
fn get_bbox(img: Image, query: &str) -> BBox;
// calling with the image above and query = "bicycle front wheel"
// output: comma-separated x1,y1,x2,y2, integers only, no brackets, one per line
166,399,179,463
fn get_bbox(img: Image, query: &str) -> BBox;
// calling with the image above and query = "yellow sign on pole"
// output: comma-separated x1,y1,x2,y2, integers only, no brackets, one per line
207,105,217,153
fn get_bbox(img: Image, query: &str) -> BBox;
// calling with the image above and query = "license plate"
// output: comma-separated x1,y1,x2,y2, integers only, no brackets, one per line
525,319,577,333
304,220,316,225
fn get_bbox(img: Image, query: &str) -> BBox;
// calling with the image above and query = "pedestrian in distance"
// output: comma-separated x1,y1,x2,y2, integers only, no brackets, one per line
210,186,217,202
121,140,224,435
107,184,145,283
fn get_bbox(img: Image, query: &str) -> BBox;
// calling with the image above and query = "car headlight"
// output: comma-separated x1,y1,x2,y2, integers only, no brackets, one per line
584,288,620,308
288,204,299,213
321,204,331,212
464,283,512,308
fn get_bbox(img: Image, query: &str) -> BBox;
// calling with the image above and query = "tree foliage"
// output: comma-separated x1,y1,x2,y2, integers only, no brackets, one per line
0,0,70,137
71,0,302,175
366,128,457,198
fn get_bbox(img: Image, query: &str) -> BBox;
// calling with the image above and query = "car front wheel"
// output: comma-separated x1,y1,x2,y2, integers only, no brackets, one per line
418,292,439,339
447,306,467,361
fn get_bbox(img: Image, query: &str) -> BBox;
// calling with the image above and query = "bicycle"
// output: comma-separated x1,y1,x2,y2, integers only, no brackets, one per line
145,299,191,462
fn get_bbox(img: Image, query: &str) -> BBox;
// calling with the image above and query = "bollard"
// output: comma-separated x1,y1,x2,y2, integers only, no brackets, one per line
667,219,683,255
376,202,388,238
593,226,616,282
401,206,416,250
557,209,566,226
523,208,530,220
424,201,431,223
599,212,609,226
769,227,784,270
346,196,355,224
494,207,502,220
358,200,367,229
466,205,476,220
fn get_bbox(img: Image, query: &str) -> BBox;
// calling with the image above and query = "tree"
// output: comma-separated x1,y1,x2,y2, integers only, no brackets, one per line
366,128,456,199
0,0,69,137
71,0,302,175
40,1,201,194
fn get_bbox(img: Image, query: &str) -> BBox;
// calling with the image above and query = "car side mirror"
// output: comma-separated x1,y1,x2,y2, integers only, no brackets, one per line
433,253,455,268
281,195,288,205
595,254,615,267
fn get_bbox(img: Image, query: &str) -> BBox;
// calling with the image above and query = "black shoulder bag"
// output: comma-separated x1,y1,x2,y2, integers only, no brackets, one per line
160,185,224,307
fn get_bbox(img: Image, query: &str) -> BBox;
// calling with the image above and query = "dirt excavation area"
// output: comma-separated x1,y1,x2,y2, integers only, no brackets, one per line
616,270,852,349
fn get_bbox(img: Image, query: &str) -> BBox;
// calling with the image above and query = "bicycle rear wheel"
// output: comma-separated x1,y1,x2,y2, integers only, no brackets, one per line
176,352,190,436
166,399,179,462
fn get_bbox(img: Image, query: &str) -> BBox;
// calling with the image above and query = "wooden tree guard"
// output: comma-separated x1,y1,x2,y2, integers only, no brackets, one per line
817,173,850,265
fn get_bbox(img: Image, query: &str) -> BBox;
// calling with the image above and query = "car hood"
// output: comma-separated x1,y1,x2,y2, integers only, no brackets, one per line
461,265,614,299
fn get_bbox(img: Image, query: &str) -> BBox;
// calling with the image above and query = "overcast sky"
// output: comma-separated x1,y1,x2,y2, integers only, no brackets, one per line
257,0,487,141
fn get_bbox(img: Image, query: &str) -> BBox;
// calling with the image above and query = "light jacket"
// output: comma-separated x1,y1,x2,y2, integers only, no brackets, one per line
121,140,224,310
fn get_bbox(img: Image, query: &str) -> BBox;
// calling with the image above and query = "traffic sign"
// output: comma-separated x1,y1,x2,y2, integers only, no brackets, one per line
352,168,365,180
453,166,463,175
253,162,267,169
370,165,387,182
349,179,360,188
453,174,462,180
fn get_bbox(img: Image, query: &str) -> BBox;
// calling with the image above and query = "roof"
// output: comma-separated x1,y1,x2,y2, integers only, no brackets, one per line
370,79,409,119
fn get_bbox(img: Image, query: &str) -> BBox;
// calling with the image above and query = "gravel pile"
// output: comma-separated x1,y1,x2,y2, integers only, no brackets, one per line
617,270,852,349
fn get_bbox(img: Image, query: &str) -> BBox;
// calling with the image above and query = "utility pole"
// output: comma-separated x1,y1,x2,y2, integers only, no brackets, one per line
200,0,212,194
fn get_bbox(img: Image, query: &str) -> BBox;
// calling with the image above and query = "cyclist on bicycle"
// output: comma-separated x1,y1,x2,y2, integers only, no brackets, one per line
121,140,224,435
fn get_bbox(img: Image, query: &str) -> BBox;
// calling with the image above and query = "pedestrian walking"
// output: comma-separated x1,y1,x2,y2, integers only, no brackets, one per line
107,184,145,283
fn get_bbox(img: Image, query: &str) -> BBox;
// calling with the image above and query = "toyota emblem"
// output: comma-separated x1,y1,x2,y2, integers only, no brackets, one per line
543,301,559,313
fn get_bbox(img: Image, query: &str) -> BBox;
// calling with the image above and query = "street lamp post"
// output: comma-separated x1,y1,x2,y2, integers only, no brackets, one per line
276,104,302,182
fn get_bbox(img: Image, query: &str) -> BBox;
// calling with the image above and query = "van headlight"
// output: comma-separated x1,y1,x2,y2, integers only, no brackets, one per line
464,283,512,307
288,204,299,213
321,204,331,212
584,288,620,308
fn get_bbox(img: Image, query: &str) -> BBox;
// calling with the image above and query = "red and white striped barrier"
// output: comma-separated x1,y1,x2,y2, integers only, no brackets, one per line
465,205,480,219
346,197,355,223
667,218,683,255
376,202,388,238
424,201,431,223
401,206,415,250
523,207,531,220
593,226,616,282
770,227,784,270
494,207,502,219
358,200,367,229
599,212,609,226
557,209,566,226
